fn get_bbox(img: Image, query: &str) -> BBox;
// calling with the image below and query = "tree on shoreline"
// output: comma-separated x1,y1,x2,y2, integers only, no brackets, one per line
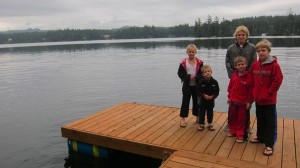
0,14,299,44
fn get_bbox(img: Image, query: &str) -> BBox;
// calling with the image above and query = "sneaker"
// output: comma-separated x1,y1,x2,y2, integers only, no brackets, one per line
180,118,186,127
227,132,236,137
198,125,205,131
248,128,253,134
208,125,215,131
236,138,246,143
223,123,229,132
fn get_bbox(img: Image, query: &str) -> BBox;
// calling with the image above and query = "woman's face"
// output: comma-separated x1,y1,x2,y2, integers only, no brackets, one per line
236,31,247,45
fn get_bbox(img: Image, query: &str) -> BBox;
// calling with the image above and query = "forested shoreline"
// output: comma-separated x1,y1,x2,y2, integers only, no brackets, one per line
0,14,299,44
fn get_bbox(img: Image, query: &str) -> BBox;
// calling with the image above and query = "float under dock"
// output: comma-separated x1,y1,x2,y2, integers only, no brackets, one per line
61,102,300,168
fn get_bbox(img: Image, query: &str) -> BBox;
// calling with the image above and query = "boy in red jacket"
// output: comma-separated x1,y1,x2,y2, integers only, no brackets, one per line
249,39,283,156
227,56,252,143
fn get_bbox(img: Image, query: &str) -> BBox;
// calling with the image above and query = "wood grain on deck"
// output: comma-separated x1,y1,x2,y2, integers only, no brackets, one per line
61,102,299,168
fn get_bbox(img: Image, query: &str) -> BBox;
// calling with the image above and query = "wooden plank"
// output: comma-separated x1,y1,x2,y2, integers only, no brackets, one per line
167,155,229,168
142,114,179,144
151,114,194,146
108,106,164,138
182,112,223,151
161,160,199,168
171,125,198,149
72,103,137,130
115,106,169,138
241,118,259,162
97,105,155,135
216,135,235,157
216,114,256,158
84,104,148,132
293,119,300,168
133,108,179,142
63,102,129,128
161,150,269,168
268,118,283,168
281,119,296,168
254,143,268,165
125,107,175,140
161,118,198,147
181,124,209,150
193,113,227,153
229,141,247,160
228,115,256,160
204,113,228,155
62,103,300,168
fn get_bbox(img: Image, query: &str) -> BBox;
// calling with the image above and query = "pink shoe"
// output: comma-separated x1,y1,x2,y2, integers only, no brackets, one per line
180,118,186,127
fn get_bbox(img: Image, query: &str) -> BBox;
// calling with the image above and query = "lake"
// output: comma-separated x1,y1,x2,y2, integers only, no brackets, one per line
0,37,299,167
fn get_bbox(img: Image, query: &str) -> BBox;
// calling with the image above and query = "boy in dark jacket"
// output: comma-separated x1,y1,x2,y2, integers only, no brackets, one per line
197,65,220,131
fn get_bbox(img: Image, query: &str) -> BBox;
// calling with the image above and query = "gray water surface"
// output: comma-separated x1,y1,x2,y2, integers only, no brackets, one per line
0,37,299,167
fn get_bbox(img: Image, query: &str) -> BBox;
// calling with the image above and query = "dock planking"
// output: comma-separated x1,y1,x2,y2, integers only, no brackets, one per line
61,102,300,168
160,150,269,168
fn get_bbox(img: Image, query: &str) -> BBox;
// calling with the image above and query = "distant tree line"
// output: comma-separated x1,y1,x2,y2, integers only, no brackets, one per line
194,14,300,37
0,14,299,44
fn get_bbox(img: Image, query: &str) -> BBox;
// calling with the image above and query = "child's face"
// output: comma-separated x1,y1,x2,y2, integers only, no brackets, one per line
235,61,247,72
202,68,212,79
257,47,270,62
186,47,197,59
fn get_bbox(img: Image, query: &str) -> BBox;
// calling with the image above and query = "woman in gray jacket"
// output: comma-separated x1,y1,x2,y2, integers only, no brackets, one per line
225,25,257,79
224,25,257,131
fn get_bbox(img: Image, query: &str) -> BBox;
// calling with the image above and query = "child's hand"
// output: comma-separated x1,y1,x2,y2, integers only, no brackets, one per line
203,94,212,100
246,103,252,110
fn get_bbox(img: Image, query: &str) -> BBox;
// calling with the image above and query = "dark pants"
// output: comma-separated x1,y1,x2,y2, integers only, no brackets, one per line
180,86,198,118
198,100,214,125
256,104,277,148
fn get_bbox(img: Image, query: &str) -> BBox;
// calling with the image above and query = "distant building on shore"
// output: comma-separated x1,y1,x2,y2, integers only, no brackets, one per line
103,35,110,39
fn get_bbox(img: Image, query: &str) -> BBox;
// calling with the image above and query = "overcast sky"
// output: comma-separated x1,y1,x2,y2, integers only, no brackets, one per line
1,0,300,31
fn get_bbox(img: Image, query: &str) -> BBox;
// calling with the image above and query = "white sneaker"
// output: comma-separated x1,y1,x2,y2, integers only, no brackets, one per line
223,123,229,132
248,128,253,134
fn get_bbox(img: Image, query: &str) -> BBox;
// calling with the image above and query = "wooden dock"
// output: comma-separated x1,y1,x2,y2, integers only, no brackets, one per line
61,102,300,168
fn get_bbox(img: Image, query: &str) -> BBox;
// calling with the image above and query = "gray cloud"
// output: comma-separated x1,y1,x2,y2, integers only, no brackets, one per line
0,0,299,30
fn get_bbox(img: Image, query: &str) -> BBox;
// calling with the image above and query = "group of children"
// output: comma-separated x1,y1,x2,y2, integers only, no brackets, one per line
177,40,283,156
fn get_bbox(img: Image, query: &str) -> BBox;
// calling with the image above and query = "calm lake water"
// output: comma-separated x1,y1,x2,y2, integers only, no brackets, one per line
0,37,299,168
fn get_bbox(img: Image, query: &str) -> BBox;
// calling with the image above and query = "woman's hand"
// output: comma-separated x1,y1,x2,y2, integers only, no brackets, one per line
227,99,231,105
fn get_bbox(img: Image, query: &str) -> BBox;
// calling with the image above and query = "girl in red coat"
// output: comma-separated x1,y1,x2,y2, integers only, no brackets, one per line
250,39,283,156
227,56,252,143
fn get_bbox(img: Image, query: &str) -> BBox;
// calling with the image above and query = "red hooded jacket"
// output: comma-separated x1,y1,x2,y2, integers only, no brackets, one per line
228,70,252,104
250,56,283,105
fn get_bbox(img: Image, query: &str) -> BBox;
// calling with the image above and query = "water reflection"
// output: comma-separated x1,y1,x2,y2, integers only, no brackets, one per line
64,150,161,168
